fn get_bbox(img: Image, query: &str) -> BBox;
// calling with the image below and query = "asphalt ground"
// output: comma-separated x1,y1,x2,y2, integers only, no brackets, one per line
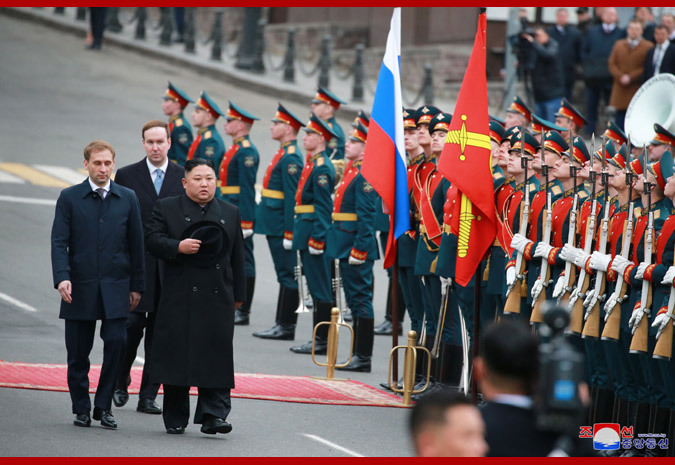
0,14,413,457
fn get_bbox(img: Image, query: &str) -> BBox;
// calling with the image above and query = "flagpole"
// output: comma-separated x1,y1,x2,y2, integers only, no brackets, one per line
391,254,400,381
471,266,481,405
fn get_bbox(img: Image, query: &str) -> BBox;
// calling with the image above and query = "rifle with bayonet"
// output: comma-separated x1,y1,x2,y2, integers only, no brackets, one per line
554,137,580,304
630,147,653,353
602,143,637,341
531,131,552,324
504,128,530,314
582,136,610,338
569,135,599,334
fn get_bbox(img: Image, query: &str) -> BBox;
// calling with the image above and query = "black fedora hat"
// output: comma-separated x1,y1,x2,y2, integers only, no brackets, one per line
180,220,228,267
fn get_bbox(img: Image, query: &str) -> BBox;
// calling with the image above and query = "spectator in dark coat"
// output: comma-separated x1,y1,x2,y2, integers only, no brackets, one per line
580,7,626,136
548,8,582,101
576,7,592,37
522,26,565,122
635,7,656,43
644,25,675,81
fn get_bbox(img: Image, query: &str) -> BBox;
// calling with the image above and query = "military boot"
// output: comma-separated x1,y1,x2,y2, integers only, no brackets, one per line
338,317,374,372
235,276,255,325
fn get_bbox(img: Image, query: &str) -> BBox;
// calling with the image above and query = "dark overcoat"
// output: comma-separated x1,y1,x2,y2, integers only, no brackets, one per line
51,179,145,320
114,158,185,313
145,194,245,388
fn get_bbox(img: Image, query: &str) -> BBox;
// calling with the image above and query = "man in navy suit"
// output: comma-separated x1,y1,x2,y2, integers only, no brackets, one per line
51,140,145,429
112,121,185,415
643,25,675,81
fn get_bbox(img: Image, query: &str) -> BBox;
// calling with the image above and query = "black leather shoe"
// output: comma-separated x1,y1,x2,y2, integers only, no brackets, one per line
234,309,249,325
166,426,185,434
137,398,162,414
200,417,232,435
252,324,295,340
93,407,117,429
336,354,372,372
290,339,327,355
373,320,402,336
113,389,129,407
73,413,91,427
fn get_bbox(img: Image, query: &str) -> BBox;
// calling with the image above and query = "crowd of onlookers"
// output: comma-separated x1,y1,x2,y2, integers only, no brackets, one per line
520,7,675,137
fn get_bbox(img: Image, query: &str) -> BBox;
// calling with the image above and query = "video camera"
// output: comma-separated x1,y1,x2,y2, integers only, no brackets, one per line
534,303,586,435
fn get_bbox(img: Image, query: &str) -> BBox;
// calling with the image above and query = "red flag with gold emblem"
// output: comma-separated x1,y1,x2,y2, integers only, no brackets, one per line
437,9,497,286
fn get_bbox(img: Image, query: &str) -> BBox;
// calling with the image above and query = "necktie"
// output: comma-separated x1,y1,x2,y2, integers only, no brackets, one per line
154,169,164,195
96,187,106,200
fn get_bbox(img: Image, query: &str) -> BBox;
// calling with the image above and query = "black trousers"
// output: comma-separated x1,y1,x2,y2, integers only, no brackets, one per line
162,385,231,428
89,7,107,48
65,317,126,414
116,311,160,400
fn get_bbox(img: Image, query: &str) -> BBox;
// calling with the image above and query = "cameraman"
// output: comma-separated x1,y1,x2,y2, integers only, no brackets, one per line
475,321,595,457
521,26,565,122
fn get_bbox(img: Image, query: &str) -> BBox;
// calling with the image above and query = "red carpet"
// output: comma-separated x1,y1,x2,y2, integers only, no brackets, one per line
0,360,406,408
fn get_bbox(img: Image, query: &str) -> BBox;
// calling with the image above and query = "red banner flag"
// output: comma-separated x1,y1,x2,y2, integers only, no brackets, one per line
437,10,497,286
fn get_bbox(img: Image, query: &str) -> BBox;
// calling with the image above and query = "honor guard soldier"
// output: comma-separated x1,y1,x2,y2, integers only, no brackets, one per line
219,102,260,325
311,87,346,161
415,105,441,157
162,82,194,166
327,122,379,372
554,97,588,141
503,95,532,130
531,114,566,143
533,136,589,297
413,112,452,390
187,91,226,170
289,113,337,355
500,131,540,319
611,154,673,455
353,110,370,129
648,123,675,162
603,120,628,151
510,131,566,314
253,104,305,340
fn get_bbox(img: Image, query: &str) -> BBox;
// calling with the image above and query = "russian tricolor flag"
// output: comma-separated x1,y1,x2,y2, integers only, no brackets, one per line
362,7,409,269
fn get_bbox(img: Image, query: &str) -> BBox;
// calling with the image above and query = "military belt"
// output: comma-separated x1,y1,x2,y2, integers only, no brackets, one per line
295,205,315,214
332,212,358,221
493,238,501,247
220,186,240,194
262,189,284,199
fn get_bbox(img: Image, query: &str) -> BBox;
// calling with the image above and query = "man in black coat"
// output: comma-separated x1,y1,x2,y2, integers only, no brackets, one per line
145,157,246,435
643,24,675,81
476,322,595,457
51,140,145,429
112,120,185,415
547,8,582,101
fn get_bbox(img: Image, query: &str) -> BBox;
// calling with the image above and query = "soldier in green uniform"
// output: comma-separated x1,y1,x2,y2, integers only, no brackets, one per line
415,105,441,157
413,112,452,394
253,104,305,340
186,91,226,170
218,102,260,326
554,97,588,142
311,87,346,161
162,82,194,166
503,95,532,130
289,114,337,355
327,122,379,372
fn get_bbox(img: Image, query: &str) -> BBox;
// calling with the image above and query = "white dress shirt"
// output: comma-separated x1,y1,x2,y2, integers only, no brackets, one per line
88,178,110,198
146,157,169,183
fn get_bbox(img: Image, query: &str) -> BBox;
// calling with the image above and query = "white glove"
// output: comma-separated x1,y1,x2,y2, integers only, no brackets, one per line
440,277,452,295
506,266,516,288
348,256,365,266
242,228,253,239
629,306,647,334
574,250,591,268
604,295,618,321
635,262,648,280
611,255,632,276
308,246,323,256
510,233,532,254
661,266,675,286
283,238,293,250
552,274,566,299
531,277,544,301
534,242,554,259
652,310,674,339
583,288,596,309
559,244,579,263
590,251,612,272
